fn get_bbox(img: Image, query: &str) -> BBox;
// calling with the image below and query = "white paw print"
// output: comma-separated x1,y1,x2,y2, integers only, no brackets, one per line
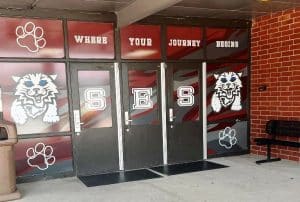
219,127,238,149
26,142,56,171
16,22,47,53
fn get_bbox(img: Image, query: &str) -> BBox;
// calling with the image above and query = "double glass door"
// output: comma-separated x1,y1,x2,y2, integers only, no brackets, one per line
70,63,203,176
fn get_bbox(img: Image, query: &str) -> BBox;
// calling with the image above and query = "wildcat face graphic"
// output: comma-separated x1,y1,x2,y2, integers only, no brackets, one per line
11,73,59,125
211,72,242,113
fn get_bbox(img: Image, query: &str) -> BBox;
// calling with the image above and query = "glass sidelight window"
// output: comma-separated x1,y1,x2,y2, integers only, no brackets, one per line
207,63,248,122
128,69,159,125
206,63,249,157
207,120,248,156
15,136,73,177
78,70,112,128
0,63,70,135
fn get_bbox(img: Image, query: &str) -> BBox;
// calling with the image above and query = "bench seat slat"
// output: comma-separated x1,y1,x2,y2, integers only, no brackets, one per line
267,120,300,137
254,120,300,164
254,138,300,148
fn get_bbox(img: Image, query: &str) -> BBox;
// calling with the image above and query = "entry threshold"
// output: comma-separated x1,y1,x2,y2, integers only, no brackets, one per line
78,161,228,187
78,169,162,187
150,160,228,176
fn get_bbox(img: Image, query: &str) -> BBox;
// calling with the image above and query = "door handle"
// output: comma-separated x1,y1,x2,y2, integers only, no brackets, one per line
169,108,176,122
73,110,81,133
125,111,132,133
124,111,132,126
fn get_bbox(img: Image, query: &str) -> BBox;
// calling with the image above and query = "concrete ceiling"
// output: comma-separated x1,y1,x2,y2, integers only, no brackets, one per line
0,0,299,23
158,0,300,19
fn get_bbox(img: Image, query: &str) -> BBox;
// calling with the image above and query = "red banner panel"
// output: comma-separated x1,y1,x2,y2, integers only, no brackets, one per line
167,26,203,60
206,28,249,60
0,17,64,58
15,136,73,177
121,24,161,60
67,21,115,59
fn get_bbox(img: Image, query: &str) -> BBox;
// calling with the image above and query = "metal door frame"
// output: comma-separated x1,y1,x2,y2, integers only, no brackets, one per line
121,62,164,170
70,62,123,175
165,62,204,164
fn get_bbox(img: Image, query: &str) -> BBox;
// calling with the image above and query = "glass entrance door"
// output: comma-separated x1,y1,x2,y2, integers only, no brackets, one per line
166,63,203,164
121,63,163,170
71,63,119,176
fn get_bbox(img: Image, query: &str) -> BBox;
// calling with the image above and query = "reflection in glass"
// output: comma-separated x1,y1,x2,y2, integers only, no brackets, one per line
206,28,249,60
128,70,159,125
78,71,112,128
206,63,248,122
1,63,70,135
207,120,248,156
173,69,200,123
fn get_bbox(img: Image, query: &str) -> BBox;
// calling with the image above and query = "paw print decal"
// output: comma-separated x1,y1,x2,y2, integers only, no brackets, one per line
218,127,237,149
26,142,56,171
16,22,47,53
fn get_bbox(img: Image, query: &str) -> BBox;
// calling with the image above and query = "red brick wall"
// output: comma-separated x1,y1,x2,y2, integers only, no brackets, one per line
251,7,300,161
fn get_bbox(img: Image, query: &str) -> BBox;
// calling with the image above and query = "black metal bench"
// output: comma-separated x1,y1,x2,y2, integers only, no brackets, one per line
254,120,300,164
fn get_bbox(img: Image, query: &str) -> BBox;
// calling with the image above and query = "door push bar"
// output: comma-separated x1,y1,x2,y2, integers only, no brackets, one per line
73,110,84,135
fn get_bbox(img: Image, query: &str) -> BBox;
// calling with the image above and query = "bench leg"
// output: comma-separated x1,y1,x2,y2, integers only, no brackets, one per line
256,158,281,164
255,143,281,164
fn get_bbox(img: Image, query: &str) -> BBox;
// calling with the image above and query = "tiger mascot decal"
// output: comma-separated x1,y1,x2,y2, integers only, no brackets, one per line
11,73,60,125
211,72,243,113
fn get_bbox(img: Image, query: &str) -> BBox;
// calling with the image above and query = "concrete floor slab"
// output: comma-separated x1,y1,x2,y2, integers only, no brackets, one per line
16,155,300,202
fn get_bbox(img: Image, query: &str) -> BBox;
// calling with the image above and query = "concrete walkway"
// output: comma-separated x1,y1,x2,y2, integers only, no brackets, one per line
16,155,300,202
